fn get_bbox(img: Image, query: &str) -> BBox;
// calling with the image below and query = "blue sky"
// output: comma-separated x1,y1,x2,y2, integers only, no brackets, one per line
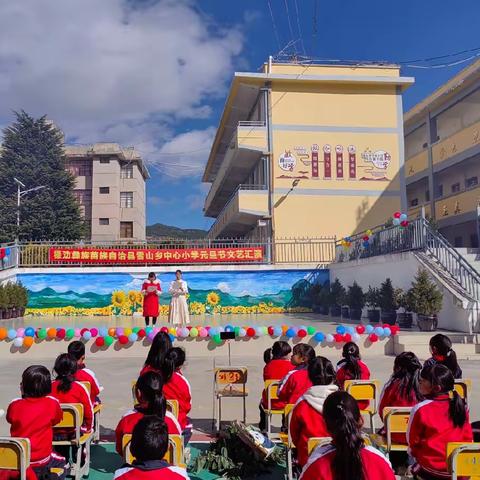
1,0,479,230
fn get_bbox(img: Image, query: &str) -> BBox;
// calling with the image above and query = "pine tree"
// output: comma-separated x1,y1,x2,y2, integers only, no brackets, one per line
408,268,443,316
0,111,84,242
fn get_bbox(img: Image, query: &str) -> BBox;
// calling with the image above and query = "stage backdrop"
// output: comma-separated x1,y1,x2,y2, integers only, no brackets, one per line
18,269,329,316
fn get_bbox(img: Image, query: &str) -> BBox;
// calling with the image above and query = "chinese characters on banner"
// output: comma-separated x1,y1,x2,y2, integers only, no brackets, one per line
49,247,264,264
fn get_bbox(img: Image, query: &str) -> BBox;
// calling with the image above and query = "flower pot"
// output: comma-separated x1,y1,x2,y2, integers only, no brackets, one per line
397,312,413,328
417,314,438,331
367,309,380,323
349,308,363,321
341,306,349,318
381,311,397,325
330,305,341,317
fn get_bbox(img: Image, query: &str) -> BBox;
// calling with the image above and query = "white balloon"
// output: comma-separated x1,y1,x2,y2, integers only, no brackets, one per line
13,337,24,348
326,334,334,343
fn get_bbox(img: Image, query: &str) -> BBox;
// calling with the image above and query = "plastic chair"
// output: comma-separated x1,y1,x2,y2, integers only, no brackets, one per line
260,380,284,439
0,437,31,480
53,403,93,480
447,442,480,480
453,379,472,402
279,403,295,480
371,407,412,455
214,366,248,431
131,380,179,418
344,379,380,431
122,433,185,467
79,381,102,442
308,433,372,456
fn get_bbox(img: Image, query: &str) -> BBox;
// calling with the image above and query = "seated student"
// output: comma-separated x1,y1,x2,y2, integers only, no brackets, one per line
115,371,182,456
6,365,66,480
259,341,293,431
424,334,462,379
161,347,192,442
408,364,473,479
300,391,395,480
290,356,338,468
336,342,370,410
141,331,173,376
379,351,423,444
278,344,316,405
114,416,190,480
67,340,102,405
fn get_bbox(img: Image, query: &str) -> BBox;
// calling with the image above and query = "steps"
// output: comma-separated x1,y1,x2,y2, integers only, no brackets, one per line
456,248,480,274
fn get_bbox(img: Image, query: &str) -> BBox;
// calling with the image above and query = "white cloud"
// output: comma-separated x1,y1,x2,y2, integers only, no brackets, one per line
217,282,230,293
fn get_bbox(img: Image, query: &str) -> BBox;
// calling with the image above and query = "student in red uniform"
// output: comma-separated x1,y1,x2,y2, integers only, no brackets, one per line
114,416,190,480
141,331,173,376
7,365,66,480
67,340,102,405
290,356,338,468
115,371,181,455
300,391,395,480
407,364,473,479
424,334,462,379
336,342,370,410
259,341,293,431
51,354,94,463
278,343,315,405
160,347,192,443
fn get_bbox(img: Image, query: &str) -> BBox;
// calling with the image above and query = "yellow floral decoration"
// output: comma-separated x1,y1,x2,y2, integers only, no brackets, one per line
206,291,220,306
112,290,126,307
128,290,137,304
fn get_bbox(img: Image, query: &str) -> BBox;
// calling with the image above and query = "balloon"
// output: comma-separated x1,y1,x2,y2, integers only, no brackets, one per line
314,332,325,342
0,327,7,340
8,329,17,340
190,327,199,338
224,325,233,333
362,236,369,242
297,329,307,338
343,333,352,342
365,325,374,334
176,327,183,338
273,326,283,337
346,326,355,334
393,212,401,219
333,333,343,343
160,327,168,333
37,328,47,339
132,327,140,334
104,336,114,346
383,327,392,336
23,336,34,348
307,326,316,335
168,328,176,336
116,328,124,337
74,328,81,338
254,327,263,337
366,229,373,236
56,328,66,340
246,327,256,338
238,328,247,338
369,333,379,343
374,327,384,336
16,328,25,338
128,333,138,342
352,333,361,342
138,329,146,338
363,241,369,247
95,337,105,347
356,325,365,335
13,337,23,348
83,331,92,340
147,332,156,342
390,325,400,335
199,327,208,338
393,218,401,226
286,328,295,338
47,328,57,339
99,327,108,337
5,247,11,255
336,325,346,335
124,328,132,337
66,328,75,339
213,334,222,345
145,327,153,336
118,335,129,345
399,213,407,221
401,220,409,227
90,328,98,338
325,334,334,343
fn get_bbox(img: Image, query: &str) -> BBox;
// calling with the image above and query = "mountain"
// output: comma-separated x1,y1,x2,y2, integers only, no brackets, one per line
28,288,111,308
146,223,208,239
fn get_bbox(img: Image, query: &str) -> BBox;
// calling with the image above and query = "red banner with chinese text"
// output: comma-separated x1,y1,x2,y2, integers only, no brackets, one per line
48,247,263,264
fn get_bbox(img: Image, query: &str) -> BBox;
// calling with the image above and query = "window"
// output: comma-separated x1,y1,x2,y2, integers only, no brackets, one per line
120,191,133,208
73,190,92,205
120,164,134,179
454,236,464,248
99,158,110,164
405,124,428,159
120,221,133,238
435,184,443,199
410,198,419,207
466,176,478,189
67,159,92,177
451,182,461,194
99,218,109,225
99,187,110,194
425,190,430,202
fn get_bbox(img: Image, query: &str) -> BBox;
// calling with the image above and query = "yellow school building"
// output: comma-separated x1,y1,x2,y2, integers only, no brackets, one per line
202,59,413,242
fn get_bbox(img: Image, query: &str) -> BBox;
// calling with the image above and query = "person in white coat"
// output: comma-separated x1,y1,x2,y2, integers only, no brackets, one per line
168,270,190,325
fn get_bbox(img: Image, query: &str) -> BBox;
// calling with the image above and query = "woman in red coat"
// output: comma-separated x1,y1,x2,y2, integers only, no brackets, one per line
142,272,161,326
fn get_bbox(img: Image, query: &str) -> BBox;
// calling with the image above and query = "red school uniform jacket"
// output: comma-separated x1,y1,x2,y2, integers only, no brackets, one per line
336,359,371,411
115,409,182,455
277,367,312,405
407,395,473,477
7,396,63,466
114,461,189,480
74,364,101,404
163,371,191,431
142,280,161,317
261,359,295,409
51,380,94,433
290,384,338,467
299,444,395,480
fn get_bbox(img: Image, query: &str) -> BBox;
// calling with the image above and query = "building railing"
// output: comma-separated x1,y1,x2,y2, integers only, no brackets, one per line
0,243,18,273
238,120,266,127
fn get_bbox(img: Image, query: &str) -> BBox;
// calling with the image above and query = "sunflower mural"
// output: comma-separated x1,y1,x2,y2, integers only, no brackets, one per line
205,291,220,314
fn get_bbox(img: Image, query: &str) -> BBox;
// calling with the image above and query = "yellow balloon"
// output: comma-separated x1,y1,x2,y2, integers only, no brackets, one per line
366,229,372,235
124,328,132,336
169,327,177,336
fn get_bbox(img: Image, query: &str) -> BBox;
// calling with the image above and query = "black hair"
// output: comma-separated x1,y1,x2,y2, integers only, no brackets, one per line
175,270,182,275
323,391,365,480
429,334,462,378
130,415,169,462
342,342,361,379
22,365,52,398
263,341,292,364
135,372,166,418
160,347,185,383
420,364,467,428
145,331,172,371
292,343,315,364
170,347,186,370
391,352,423,401
308,356,336,386
67,340,85,361
54,353,77,393
148,272,156,279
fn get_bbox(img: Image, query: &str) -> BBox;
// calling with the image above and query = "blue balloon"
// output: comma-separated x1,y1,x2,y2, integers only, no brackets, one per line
346,326,355,334
383,327,392,336
5,248,11,255
224,325,233,333
365,325,374,334
209,327,218,336
273,326,283,337
99,327,108,337
169,333,175,343
128,333,138,342
24,327,35,337
7,329,17,340
83,331,92,340
363,241,369,247
286,328,296,338
393,218,401,226
336,325,346,335
314,332,325,342
374,327,384,336
399,214,408,222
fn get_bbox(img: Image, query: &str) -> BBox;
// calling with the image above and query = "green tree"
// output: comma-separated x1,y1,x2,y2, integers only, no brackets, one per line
0,111,84,241
408,268,443,316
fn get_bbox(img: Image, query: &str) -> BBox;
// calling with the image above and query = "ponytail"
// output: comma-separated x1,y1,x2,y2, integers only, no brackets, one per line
323,391,365,480
265,341,291,364
443,349,462,379
160,348,175,383
342,342,361,379
392,351,423,401
263,348,272,364
145,332,172,371
430,334,462,378
135,372,167,418
450,391,467,428
54,353,77,393
292,343,315,365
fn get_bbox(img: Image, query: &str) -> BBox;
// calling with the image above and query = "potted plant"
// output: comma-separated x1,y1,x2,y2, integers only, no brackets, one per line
365,286,380,323
395,288,413,328
378,278,398,325
329,279,345,318
3,282,14,319
408,268,443,331
16,282,28,317
346,282,365,321
0,285,6,320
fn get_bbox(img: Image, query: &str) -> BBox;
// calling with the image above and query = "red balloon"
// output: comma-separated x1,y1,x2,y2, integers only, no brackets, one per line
362,236,369,241
343,333,352,343
333,333,343,343
393,211,401,219
80,328,88,336
56,328,66,339
401,220,409,227
390,325,400,335
95,337,105,347
246,327,256,337
268,326,274,335
187,326,192,331
90,328,98,337
119,335,129,345
369,333,379,343
356,325,365,334
298,329,307,338
138,329,146,338
160,327,168,333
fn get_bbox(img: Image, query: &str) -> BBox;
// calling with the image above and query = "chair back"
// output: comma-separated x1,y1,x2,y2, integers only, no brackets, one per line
447,442,480,480
264,380,280,410
123,434,184,466
307,437,332,456
284,403,295,448
383,407,412,449
344,380,379,409
0,437,31,478
79,381,92,396
453,380,471,402
55,403,84,441
166,399,179,419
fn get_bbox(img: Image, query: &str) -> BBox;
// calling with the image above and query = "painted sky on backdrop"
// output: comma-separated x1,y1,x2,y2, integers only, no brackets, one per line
0,0,479,229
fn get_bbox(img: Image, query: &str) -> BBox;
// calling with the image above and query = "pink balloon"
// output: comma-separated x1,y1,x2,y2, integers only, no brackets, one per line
74,328,81,338
199,327,208,338
16,328,25,338
116,327,124,337
90,328,98,337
